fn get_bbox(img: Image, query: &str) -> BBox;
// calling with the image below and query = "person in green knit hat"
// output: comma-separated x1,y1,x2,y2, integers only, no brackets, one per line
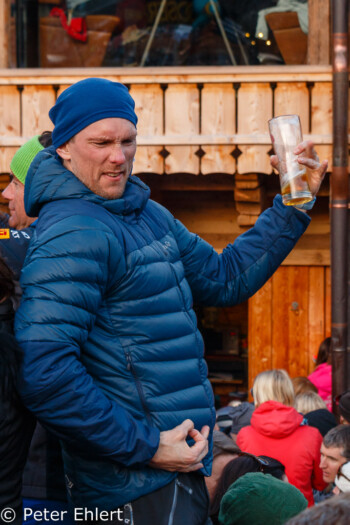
218,472,307,525
1,132,52,287
1,130,74,523
2,132,51,229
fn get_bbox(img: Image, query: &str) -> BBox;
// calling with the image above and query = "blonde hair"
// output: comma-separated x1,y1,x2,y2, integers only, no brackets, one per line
252,369,295,408
294,391,327,414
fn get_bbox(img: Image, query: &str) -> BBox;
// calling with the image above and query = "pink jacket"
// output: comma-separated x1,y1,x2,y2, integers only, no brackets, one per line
308,363,332,411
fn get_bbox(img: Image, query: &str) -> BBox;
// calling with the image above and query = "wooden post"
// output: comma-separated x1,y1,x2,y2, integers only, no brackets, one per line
0,0,10,68
307,0,331,64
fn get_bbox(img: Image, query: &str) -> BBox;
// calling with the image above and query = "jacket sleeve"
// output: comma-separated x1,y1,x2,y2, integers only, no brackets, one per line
172,195,310,306
15,217,160,467
0,225,34,280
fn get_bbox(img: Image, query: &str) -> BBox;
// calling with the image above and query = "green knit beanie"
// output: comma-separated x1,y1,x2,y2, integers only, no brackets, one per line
218,473,307,525
10,135,44,185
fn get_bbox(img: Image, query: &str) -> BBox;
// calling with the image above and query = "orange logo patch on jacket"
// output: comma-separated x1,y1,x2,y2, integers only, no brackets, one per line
0,229,10,239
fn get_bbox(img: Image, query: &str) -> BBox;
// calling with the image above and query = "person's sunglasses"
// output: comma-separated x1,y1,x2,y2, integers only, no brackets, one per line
238,452,269,470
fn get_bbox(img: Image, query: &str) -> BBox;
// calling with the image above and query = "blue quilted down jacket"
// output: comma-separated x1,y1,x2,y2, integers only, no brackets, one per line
15,147,310,510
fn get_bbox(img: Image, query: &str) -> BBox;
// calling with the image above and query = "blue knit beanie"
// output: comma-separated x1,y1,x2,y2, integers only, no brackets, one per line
50,78,138,148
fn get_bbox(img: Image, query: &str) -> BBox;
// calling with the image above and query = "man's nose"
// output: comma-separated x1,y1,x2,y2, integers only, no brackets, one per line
2,181,14,200
109,145,126,164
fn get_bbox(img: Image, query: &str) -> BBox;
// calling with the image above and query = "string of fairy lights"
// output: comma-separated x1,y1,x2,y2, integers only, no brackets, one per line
245,31,272,47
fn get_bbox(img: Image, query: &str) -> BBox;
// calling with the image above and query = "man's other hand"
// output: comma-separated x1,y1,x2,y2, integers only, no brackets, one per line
270,140,328,197
149,419,210,472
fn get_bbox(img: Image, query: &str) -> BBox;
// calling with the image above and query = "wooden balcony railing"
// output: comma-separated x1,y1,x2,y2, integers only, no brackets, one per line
0,65,334,176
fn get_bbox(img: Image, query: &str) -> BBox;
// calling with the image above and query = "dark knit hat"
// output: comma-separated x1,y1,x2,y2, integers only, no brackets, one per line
305,408,337,437
339,391,350,423
49,78,138,148
218,473,307,525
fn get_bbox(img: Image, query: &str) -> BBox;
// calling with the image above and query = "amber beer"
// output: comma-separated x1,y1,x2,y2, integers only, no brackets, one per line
268,115,313,206
280,166,312,206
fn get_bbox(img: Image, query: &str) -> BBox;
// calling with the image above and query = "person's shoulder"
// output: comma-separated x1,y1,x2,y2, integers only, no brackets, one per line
296,423,323,446
236,424,254,443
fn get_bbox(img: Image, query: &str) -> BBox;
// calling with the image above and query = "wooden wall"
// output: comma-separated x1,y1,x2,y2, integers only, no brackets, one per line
248,265,331,387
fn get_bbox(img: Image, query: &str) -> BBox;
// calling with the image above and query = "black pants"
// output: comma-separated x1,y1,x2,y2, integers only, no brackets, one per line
95,473,210,525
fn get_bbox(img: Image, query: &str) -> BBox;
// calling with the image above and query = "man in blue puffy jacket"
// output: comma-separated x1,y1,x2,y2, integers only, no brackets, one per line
15,78,327,525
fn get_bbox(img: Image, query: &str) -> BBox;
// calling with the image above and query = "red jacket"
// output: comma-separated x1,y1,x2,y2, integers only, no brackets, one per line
236,401,326,506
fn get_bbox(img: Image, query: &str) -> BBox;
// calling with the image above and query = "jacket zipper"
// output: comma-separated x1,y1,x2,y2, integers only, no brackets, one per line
126,351,153,426
168,479,193,525
123,502,134,525
167,480,179,525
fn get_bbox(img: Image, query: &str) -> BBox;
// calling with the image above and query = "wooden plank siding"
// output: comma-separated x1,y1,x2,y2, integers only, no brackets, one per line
130,83,164,174
201,83,235,175
0,171,11,213
248,278,272,390
248,265,331,387
0,0,10,68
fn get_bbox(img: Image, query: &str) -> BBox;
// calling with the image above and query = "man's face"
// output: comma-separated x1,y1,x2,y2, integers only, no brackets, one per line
57,118,137,200
320,443,347,483
2,175,34,229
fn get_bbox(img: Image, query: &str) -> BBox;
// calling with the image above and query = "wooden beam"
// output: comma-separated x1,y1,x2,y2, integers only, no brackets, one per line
0,65,334,85
0,0,10,68
307,0,331,65
237,215,258,227
0,132,337,147
234,187,263,203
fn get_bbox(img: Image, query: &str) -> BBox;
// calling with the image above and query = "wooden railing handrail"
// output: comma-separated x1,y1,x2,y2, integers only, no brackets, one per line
0,133,336,148
0,65,333,85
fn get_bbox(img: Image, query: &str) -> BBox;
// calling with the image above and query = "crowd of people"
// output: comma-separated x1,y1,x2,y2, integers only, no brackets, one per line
0,77,348,524
211,365,350,523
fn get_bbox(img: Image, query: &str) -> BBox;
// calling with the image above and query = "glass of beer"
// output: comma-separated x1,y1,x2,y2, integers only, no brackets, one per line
268,114,313,206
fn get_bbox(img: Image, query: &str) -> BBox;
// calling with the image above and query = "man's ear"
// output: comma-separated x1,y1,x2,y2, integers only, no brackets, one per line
56,142,71,161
